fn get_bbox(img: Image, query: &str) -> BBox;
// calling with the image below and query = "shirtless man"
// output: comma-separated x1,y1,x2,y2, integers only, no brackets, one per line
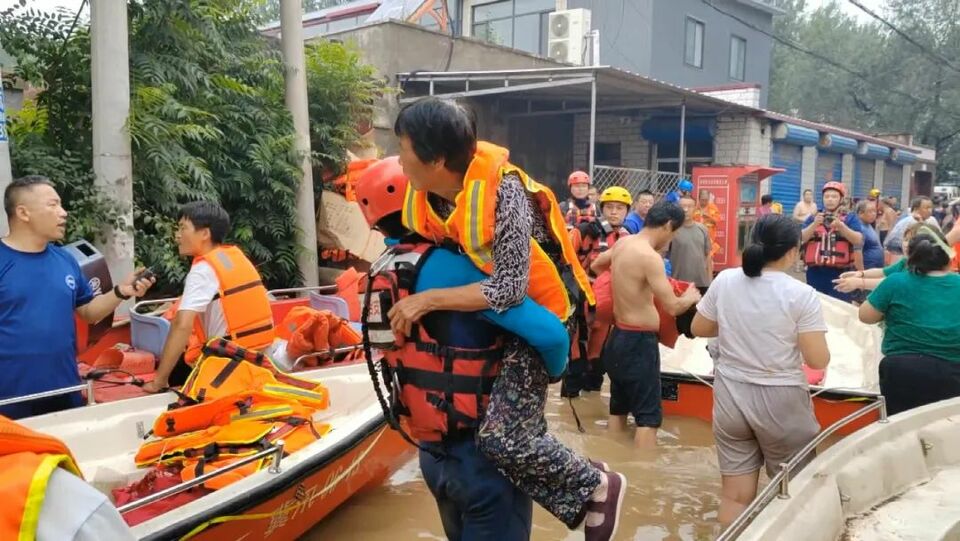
592,201,701,448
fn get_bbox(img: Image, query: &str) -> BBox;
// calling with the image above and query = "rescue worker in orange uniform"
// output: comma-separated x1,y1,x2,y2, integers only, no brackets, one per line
387,98,625,541
563,186,633,397
143,202,274,393
0,415,134,540
694,188,723,256
559,171,600,229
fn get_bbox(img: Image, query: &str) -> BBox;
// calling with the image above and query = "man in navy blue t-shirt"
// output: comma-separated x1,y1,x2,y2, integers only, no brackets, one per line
801,182,864,302
0,176,154,419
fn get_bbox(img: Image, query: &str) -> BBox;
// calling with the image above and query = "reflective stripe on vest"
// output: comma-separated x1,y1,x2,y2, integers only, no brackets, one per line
186,246,275,364
0,416,82,541
400,141,595,320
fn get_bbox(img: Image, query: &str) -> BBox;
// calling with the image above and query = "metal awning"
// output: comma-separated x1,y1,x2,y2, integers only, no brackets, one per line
397,65,759,117
397,66,760,177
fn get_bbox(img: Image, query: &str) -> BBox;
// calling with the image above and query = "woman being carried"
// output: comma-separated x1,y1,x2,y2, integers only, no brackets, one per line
691,214,830,529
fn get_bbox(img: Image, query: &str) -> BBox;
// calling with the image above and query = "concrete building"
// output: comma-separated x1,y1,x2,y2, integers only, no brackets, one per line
263,0,781,106
311,21,926,210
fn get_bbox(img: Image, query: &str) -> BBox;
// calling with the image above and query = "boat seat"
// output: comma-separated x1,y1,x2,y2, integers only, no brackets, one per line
843,467,960,540
130,311,171,359
308,292,350,321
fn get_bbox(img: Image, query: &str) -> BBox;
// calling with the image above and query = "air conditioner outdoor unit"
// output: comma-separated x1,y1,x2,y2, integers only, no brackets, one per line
548,8,591,65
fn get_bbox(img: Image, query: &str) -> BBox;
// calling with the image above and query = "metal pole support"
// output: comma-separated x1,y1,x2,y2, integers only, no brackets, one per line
86,379,96,406
878,395,889,423
777,462,790,499
269,439,285,474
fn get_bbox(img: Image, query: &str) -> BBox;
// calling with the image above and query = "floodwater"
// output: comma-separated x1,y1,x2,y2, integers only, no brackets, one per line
304,384,724,541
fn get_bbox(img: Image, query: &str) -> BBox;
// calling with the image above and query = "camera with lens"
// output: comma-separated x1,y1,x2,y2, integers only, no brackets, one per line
823,213,836,227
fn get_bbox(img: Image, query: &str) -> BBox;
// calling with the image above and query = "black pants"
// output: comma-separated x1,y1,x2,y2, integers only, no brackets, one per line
879,354,960,415
169,354,192,387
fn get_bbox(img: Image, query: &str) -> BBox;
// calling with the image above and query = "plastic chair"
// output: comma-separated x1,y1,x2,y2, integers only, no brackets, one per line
308,292,350,321
130,311,172,359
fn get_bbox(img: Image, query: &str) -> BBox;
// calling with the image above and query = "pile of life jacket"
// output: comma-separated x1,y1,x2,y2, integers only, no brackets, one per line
803,213,854,268
277,306,362,364
131,339,331,492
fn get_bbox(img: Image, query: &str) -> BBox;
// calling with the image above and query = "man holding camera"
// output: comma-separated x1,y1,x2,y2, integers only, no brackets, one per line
800,182,864,302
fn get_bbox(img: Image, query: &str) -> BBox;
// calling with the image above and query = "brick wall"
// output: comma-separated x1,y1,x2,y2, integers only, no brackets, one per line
700,87,762,108
713,116,771,167
572,113,651,170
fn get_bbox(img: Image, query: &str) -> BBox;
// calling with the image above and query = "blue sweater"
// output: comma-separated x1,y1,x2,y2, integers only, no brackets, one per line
413,246,570,377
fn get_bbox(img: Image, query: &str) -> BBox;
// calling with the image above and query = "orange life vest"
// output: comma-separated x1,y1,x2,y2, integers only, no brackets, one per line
571,220,630,277
136,341,330,489
179,346,329,409
803,215,854,268
362,242,503,443
185,246,275,364
592,271,691,348
0,415,83,541
400,141,594,321
560,199,599,228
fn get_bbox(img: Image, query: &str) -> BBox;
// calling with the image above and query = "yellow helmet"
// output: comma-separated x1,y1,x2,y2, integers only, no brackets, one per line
599,186,633,207
870,188,881,198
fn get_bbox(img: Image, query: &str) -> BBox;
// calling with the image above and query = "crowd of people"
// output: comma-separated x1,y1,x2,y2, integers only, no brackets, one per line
4,92,960,540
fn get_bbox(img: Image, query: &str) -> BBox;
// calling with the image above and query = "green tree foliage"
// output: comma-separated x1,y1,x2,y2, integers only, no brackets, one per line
1,1,382,292
769,0,960,179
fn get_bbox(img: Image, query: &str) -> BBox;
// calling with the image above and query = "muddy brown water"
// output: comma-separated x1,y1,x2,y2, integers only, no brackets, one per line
304,385,726,541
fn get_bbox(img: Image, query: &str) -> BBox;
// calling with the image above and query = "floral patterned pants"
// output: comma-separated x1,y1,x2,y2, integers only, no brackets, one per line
478,339,603,527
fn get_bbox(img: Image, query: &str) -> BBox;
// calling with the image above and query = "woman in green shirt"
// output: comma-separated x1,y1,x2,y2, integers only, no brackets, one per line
833,221,924,294
858,225,960,414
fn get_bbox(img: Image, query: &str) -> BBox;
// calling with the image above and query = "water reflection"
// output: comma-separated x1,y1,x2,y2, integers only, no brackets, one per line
305,386,723,540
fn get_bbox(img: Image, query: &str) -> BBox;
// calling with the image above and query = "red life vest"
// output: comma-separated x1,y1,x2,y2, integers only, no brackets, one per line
561,199,599,229
362,242,502,443
803,214,854,268
574,220,629,276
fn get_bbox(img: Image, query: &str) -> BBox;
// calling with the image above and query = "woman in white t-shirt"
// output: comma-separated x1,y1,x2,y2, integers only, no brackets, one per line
691,214,831,530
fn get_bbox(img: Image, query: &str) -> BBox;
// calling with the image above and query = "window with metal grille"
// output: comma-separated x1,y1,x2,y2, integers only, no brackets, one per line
469,0,554,56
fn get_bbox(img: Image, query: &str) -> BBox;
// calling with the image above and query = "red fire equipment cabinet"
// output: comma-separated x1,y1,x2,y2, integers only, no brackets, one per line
692,165,785,271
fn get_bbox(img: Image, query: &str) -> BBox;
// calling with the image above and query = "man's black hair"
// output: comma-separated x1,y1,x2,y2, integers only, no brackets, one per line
910,196,931,212
394,97,477,175
645,201,685,231
761,194,774,205
179,201,231,244
4,175,55,218
638,189,654,197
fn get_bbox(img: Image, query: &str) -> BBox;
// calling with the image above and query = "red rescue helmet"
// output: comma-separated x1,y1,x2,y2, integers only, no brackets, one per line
355,156,407,228
568,171,591,186
822,181,846,198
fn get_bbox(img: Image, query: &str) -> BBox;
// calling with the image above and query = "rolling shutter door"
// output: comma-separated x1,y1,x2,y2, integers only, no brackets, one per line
853,158,875,201
883,163,903,200
815,152,843,207
770,143,803,215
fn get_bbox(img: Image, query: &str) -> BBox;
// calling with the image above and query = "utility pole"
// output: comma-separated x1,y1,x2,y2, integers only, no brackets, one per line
0,42,14,237
280,0,319,287
90,0,135,297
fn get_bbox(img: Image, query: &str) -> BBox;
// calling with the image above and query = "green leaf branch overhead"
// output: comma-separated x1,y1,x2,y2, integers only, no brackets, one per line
0,0,384,293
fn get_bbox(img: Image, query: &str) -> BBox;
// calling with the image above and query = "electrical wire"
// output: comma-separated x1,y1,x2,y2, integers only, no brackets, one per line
846,0,960,75
699,0,960,119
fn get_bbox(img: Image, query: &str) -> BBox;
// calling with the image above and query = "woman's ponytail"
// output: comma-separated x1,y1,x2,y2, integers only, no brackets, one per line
742,243,766,277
